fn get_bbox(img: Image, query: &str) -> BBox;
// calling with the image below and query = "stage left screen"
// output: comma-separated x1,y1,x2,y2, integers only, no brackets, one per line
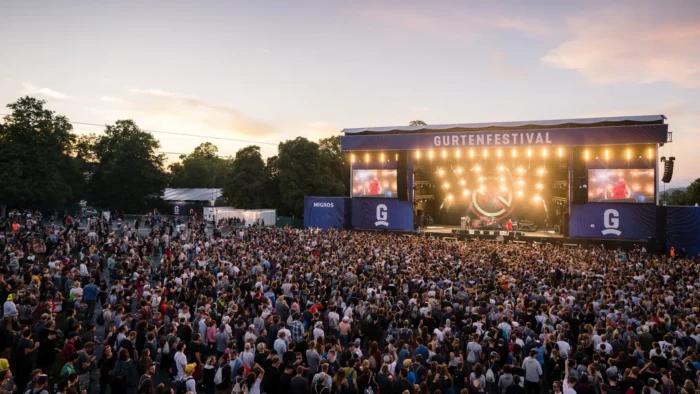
352,169,398,198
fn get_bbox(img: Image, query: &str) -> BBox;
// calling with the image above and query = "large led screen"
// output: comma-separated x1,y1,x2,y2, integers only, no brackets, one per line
352,169,398,198
588,169,654,203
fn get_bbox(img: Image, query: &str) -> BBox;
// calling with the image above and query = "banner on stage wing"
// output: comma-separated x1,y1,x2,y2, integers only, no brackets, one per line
569,204,656,240
351,198,413,231
304,197,349,230
340,124,668,151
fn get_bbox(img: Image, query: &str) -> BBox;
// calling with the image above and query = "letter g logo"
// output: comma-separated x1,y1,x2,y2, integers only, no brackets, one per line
375,204,389,226
601,209,621,236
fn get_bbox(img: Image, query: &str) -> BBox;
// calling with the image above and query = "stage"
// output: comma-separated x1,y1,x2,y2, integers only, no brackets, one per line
422,225,564,238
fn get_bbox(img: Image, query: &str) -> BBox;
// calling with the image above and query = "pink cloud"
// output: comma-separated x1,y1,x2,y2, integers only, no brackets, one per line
542,6,700,88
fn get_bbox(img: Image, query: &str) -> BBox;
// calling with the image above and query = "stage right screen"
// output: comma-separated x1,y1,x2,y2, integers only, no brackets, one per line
587,169,654,203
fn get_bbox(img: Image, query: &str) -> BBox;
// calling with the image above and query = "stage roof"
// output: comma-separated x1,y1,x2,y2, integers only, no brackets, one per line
162,188,222,202
342,115,666,135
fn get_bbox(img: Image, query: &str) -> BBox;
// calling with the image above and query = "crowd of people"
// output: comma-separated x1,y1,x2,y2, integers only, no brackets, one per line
0,210,698,394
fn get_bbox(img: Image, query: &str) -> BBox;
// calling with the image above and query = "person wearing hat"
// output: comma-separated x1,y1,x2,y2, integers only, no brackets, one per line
182,363,197,394
2,294,17,318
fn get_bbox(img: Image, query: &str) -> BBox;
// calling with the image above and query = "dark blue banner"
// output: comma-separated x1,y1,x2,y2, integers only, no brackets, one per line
351,198,413,231
341,124,668,151
666,207,700,257
569,204,656,240
304,197,349,230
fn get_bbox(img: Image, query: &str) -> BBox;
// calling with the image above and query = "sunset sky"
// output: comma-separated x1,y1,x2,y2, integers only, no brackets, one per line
1,1,699,187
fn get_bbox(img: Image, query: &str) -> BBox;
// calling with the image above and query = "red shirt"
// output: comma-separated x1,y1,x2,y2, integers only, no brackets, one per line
369,179,380,194
612,181,628,199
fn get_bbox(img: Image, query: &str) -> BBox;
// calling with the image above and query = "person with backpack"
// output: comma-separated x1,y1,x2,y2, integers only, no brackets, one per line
113,348,137,394
177,363,196,394
137,362,156,394
214,353,232,394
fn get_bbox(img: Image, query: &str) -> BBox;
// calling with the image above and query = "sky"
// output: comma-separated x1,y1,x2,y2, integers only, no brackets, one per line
1,0,699,187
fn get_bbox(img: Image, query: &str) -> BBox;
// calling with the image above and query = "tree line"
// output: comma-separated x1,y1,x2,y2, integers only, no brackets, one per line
0,96,348,217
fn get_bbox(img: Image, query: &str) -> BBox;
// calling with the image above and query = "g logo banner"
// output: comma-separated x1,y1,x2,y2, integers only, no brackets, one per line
602,209,621,236
375,204,389,226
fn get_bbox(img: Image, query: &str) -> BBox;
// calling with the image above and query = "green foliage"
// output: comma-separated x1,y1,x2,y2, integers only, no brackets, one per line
663,180,700,206
276,137,346,217
409,120,427,126
0,97,78,208
223,145,266,209
89,120,167,212
168,142,230,188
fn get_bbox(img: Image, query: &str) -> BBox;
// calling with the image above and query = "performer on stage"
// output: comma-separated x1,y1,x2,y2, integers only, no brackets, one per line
365,175,383,195
505,218,513,231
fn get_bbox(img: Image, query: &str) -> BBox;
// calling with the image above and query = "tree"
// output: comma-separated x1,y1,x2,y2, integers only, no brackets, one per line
409,120,427,126
261,155,282,209
90,120,167,212
319,135,350,194
0,96,78,208
276,137,345,217
168,142,230,188
223,145,266,208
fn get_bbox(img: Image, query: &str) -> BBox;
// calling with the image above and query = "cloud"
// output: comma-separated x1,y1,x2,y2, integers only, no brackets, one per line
100,96,126,104
358,6,551,39
21,82,71,99
128,88,277,138
542,5,700,88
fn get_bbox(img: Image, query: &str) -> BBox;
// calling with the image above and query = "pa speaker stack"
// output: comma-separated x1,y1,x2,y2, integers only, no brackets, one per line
661,156,675,183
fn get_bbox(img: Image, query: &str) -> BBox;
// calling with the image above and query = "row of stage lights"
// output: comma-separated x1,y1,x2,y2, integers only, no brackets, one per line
350,148,655,163
432,165,544,204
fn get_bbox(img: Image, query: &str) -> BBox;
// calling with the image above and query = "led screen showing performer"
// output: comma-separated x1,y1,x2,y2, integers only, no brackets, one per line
352,169,398,198
588,169,654,203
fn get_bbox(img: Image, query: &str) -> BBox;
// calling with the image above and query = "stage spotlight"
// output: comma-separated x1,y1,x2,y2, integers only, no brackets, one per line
647,148,653,159
518,180,524,186
429,150,434,159
500,185,506,191
460,179,466,186
512,149,517,158
585,150,590,161
626,149,631,160
497,149,502,158
456,168,463,174
558,148,563,158
474,166,481,172
438,169,445,176
483,149,489,158
499,177,505,182
463,189,470,196
517,191,524,197
351,154,356,163
443,183,450,189
498,166,504,172
469,149,475,158
365,153,370,163
456,150,461,158
380,153,385,162
415,151,421,159
447,194,454,201
478,185,486,192
536,184,543,189
479,177,485,182
517,167,525,174
533,196,541,202
605,149,610,160
542,148,548,157
442,149,447,158
537,168,545,176
527,148,532,158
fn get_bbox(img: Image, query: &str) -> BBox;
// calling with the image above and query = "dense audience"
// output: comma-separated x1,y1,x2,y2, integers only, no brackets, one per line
0,210,699,394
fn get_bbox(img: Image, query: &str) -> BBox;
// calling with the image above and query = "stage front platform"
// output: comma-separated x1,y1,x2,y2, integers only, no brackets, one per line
422,225,563,239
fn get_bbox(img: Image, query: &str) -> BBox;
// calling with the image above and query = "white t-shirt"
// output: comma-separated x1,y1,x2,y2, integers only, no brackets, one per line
174,351,187,379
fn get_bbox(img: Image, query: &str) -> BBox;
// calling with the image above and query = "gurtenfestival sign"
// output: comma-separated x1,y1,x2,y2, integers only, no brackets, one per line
432,132,552,147
340,124,668,151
